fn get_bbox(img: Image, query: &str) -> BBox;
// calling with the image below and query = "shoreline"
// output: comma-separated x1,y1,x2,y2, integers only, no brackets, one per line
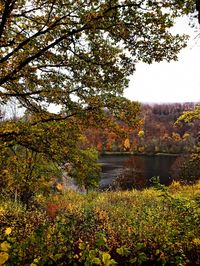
100,151,188,157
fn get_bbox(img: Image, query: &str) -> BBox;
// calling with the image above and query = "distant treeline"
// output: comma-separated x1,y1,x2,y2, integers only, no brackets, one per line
84,102,199,154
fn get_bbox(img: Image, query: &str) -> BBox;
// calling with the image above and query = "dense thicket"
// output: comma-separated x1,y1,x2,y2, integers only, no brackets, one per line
1,183,200,265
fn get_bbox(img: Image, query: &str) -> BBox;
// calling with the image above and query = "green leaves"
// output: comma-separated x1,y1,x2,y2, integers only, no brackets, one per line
0,0,194,115
116,245,131,257
70,147,101,192
1,0,193,121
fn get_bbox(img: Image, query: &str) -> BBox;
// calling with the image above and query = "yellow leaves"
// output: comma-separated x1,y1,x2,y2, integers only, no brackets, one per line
77,239,112,265
56,183,63,192
191,153,200,160
1,122,20,135
0,252,9,265
192,238,200,246
84,11,101,23
177,106,200,123
78,240,85,251
101,252,116,266
1,242,11,252
95,208,108,222
2,170,9,175
138,130,145,138
78,134,87,142
30,258,40,266
182,132,190,141
124,138,130,150
138,146,144,153
0,2,4,13
5,227,12,236
92,257,101,265
116,245,131,257
172,132,181,142
0,238,11,266
0,207,4,215
73,254,79,259
169,181,182,192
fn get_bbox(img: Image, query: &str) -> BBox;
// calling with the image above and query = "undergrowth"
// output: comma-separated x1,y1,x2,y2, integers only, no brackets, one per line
0,181,200,265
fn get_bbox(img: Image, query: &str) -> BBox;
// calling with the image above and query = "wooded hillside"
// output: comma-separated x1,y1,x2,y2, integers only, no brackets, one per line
84,102,199,154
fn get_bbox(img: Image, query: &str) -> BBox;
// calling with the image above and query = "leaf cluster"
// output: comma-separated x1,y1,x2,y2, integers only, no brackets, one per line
0,183,200,265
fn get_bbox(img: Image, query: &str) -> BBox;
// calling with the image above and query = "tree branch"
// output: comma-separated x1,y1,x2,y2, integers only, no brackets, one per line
0,24,88,86
0,0,16,39
0,13,70,64
0,89,46,97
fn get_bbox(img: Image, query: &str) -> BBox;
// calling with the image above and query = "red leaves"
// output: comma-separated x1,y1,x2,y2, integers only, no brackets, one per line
46,202,60,219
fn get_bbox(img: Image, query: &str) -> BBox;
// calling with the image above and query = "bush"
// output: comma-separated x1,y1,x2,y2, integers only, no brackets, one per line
0,184,200,265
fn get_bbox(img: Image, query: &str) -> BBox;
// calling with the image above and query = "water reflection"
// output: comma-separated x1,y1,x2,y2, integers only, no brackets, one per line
99,155,178,190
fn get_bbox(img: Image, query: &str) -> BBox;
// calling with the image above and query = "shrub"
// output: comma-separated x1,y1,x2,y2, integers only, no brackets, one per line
0,184,199,265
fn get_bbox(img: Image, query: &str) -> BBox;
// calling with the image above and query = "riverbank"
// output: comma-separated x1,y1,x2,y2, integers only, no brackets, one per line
100,151,185,157
1,181,200,265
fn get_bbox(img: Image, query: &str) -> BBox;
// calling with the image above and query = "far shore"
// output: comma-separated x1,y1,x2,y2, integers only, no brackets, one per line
99,151,189,157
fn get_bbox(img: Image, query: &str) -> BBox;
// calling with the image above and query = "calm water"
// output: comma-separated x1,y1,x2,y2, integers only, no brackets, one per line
99,154,178,189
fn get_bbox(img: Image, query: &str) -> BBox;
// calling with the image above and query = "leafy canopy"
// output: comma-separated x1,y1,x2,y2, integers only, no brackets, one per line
0,0,194,120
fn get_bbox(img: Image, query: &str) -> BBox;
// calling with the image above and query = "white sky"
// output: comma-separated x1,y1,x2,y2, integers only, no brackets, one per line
124,18,200,103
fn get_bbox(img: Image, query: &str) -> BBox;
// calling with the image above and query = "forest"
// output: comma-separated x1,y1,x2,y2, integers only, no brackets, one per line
0,0,200,265
84,102,199,154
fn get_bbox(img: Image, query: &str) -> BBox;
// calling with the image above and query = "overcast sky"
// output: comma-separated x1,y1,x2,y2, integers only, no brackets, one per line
124,18,200,103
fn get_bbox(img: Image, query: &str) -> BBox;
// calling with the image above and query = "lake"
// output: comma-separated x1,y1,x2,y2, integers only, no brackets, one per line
99,154,178,190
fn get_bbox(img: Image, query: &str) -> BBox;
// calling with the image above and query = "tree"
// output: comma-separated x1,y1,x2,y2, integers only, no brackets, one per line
0,0,194,125
0,144,62,205
196,0,200,23
175,106,200,182
177,106,200,122
0,113,83,204
0,0,196,202
70,148,100,193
